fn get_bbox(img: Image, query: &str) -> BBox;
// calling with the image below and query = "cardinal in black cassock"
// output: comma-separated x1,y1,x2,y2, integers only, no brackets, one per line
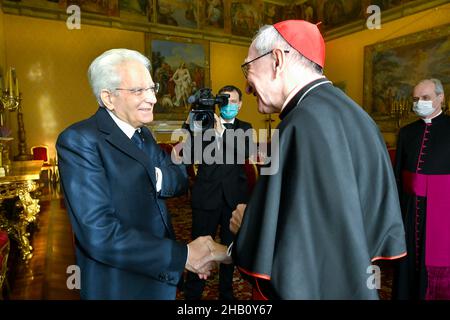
233,20,407,300
393,79,450,300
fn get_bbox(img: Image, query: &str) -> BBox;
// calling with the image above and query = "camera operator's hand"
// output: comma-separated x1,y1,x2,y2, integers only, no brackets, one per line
214,113,225,136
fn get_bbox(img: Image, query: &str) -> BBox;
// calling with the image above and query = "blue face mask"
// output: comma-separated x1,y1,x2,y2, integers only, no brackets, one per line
220,104,239,120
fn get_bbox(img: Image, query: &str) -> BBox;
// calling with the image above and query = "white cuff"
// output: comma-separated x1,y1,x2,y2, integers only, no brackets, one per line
227,242,233,257
155,167,162,192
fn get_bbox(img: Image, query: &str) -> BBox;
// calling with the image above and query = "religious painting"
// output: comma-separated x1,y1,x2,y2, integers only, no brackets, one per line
284,0,420,30
4,0,60,10
119,0,151,21
147,35,210,126
200,0,225,31
230,0,263,38
263,2,283,25
156,0,199,29
363,23,450,120
4,0,445,44
60,0,119,16
282,3,305,21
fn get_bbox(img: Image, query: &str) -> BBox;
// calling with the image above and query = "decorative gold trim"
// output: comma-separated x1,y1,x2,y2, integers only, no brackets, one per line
0,161,42,262
0,180,39,261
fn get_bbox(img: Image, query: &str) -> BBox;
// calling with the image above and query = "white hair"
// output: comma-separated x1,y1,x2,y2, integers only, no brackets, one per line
417,78,444,96
252,25,323,74
88,49,151,106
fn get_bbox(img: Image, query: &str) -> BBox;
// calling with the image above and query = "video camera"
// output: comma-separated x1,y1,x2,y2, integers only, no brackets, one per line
187,88,229,133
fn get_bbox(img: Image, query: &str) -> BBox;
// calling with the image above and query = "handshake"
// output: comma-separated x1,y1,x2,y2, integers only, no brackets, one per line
185,236,231,279
184,204,246,279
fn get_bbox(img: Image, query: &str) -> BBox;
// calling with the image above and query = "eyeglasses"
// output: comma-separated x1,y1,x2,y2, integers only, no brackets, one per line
115,83,160,96
241,50,289,78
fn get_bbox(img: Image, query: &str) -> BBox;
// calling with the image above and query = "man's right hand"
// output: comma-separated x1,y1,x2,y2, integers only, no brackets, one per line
186,236,233,279
186,236,216,279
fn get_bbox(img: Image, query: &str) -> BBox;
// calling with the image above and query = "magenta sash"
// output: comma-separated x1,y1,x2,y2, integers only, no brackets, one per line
402,171,450,299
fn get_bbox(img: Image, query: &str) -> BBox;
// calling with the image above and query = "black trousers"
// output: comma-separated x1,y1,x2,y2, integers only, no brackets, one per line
184,202,235,300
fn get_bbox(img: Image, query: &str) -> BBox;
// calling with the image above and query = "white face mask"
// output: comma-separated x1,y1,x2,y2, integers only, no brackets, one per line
413,100,435,118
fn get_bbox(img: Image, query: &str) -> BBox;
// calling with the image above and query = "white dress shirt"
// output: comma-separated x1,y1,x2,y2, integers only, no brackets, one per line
106,109,162,192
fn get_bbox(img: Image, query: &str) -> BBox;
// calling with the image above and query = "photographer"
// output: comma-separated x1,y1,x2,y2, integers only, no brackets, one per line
182,85,253,300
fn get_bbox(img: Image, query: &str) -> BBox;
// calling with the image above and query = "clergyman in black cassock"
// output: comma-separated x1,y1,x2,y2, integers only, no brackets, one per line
232,20,407,300
393,79,450,300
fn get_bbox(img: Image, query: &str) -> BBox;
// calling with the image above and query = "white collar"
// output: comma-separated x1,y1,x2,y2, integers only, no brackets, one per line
422,110,442,124
281,78,331,111
106,108,139,139
220,117,235,125
282,83,304,111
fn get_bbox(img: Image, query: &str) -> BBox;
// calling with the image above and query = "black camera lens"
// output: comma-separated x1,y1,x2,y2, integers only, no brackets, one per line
193,112,210,125
190,111,214,132
187,88,228,133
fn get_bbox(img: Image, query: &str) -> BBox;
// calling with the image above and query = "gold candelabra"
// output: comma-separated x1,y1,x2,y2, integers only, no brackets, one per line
1,67,33,161
1,68,20,112
389,97,411,128
14,104,33,161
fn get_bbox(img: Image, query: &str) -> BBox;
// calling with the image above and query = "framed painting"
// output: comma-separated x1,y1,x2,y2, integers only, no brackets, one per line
263,1,284,25
119,0,151,21
146,35,210,131
230,0,263,38
61,0,119,16
363,23,450,130
199,0,226,32
156,0,199,29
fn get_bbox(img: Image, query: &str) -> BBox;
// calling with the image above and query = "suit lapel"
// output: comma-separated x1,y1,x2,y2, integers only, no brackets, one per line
94,108,176,237
95,108,157,190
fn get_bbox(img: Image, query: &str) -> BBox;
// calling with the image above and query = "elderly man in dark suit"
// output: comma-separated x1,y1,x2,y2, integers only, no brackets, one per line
57,48,214,300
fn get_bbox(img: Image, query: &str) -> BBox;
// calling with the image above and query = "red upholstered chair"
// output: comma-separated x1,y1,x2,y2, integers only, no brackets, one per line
31,145,55,181
0,229,9,299
31,145,49,163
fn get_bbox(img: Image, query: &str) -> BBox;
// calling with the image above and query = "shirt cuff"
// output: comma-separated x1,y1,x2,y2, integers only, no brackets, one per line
155,167,162,192
186,244,189,266
227,242,233,257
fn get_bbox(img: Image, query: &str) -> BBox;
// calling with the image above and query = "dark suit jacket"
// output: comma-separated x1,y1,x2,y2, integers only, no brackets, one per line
184,118,253,210
56,107,188,300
